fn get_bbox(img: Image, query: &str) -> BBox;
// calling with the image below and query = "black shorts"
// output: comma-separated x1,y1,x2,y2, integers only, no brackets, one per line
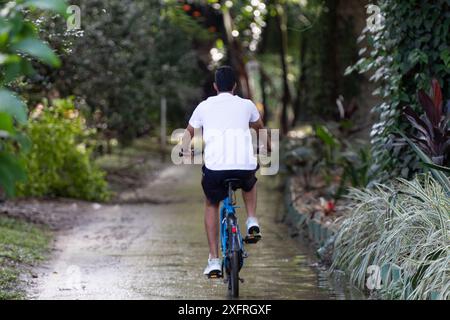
201,165,258,204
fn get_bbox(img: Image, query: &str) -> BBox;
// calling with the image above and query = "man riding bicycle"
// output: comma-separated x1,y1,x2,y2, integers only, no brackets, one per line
181,66,270,278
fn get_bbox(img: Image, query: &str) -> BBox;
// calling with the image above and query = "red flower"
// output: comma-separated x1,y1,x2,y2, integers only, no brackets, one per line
326,201,335,212
320,198,336,216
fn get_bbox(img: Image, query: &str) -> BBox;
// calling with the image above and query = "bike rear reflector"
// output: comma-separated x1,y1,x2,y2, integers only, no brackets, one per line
232,226,237,233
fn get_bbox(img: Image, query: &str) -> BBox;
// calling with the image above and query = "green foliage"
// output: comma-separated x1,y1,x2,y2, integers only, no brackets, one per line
314,124,340,184
17,98,110,201
0,151,27,197
0,90,27,124
11,38,60,68
315,125,340,148
399,131,450,195
283,127,323,189
31,0,202,143
284,124,373,196
331,174,450,300
336,147,373,198
22,0,67,15
163,0,211,41
347,0,450,181
314,124,373,194
0,0,66,196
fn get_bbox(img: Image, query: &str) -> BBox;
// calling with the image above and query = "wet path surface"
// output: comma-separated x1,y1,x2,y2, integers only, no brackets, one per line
30,164,357,299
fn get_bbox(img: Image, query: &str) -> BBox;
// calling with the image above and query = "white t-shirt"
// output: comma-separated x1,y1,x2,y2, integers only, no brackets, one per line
189,92,260,171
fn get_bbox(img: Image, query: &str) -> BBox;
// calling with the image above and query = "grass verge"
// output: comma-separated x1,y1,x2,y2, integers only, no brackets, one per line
0,215,51,300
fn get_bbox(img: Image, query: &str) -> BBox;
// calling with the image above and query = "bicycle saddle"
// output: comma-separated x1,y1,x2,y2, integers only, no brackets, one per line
224,178,243,190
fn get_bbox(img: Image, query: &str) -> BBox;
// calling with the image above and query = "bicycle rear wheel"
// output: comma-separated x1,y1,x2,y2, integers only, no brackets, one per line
229,250,240,298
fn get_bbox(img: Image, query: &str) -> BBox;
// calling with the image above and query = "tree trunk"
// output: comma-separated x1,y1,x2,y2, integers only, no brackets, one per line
260,67,269,123
293,36,307,126
221,7,253,99
328,0,339,117
274,2,291,136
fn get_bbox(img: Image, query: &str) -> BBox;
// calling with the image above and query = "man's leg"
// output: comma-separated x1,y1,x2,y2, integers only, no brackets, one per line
242,184,261,240
204,198,220,258
242,184,257,218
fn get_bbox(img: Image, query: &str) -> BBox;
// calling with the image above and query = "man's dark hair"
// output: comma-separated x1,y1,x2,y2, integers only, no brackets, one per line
215,66,236,92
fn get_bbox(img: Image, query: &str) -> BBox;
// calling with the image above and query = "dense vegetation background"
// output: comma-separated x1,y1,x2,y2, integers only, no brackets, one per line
0,0,448,300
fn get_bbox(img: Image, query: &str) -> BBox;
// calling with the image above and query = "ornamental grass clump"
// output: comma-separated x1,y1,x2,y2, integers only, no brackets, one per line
331,174,449,299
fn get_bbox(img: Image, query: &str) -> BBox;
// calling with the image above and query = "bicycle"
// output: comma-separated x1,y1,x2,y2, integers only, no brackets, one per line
179,149,261,298
217,178,260,298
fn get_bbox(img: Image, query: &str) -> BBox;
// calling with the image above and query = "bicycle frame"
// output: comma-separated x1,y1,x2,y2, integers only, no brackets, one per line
220,194,244,274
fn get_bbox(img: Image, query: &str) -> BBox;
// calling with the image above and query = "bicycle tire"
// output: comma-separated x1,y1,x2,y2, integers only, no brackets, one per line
230,250,240,298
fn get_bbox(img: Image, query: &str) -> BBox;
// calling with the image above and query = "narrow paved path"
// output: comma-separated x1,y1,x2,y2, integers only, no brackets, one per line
30,164,345,299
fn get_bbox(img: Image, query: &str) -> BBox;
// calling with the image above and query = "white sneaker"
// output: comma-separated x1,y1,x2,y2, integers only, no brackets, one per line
203,257,222,277
246,217,261,238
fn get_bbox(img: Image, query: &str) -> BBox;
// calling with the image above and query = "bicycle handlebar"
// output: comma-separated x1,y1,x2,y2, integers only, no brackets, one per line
179,148,271,158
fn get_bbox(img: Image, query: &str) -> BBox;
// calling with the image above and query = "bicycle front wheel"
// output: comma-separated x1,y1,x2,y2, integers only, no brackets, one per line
230,250,240,298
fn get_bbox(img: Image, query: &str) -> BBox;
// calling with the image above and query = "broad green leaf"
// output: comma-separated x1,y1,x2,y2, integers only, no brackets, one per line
398,131,450,194
0,152,26,197
3,54,35,83
11,38,61,67
2,61,21,84
440,48,450,68
0,89,27,124
0,17,11,35
12,132,32,154
20,59,36,76
14,132,32,154
316,125,340,147
23,0,68,15
0,112,15,133
422,162,450,174
1,58,37,83
0,55,22,84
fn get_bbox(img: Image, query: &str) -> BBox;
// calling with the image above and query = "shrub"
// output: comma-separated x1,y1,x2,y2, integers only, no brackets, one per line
347,0,450,181
331,174,450,299
17,98,110,201
0,0,66,197
402,79,450,166
284,124,374,198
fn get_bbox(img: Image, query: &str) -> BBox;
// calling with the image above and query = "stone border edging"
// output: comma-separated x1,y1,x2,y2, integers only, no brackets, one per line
283,178,335,250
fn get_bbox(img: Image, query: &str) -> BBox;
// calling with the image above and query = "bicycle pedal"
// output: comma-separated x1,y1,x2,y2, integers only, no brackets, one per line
244,234,261,244
207,271,223,279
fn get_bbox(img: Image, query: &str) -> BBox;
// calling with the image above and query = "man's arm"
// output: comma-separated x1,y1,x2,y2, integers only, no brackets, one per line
250,118,271,152
181,124,195,155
